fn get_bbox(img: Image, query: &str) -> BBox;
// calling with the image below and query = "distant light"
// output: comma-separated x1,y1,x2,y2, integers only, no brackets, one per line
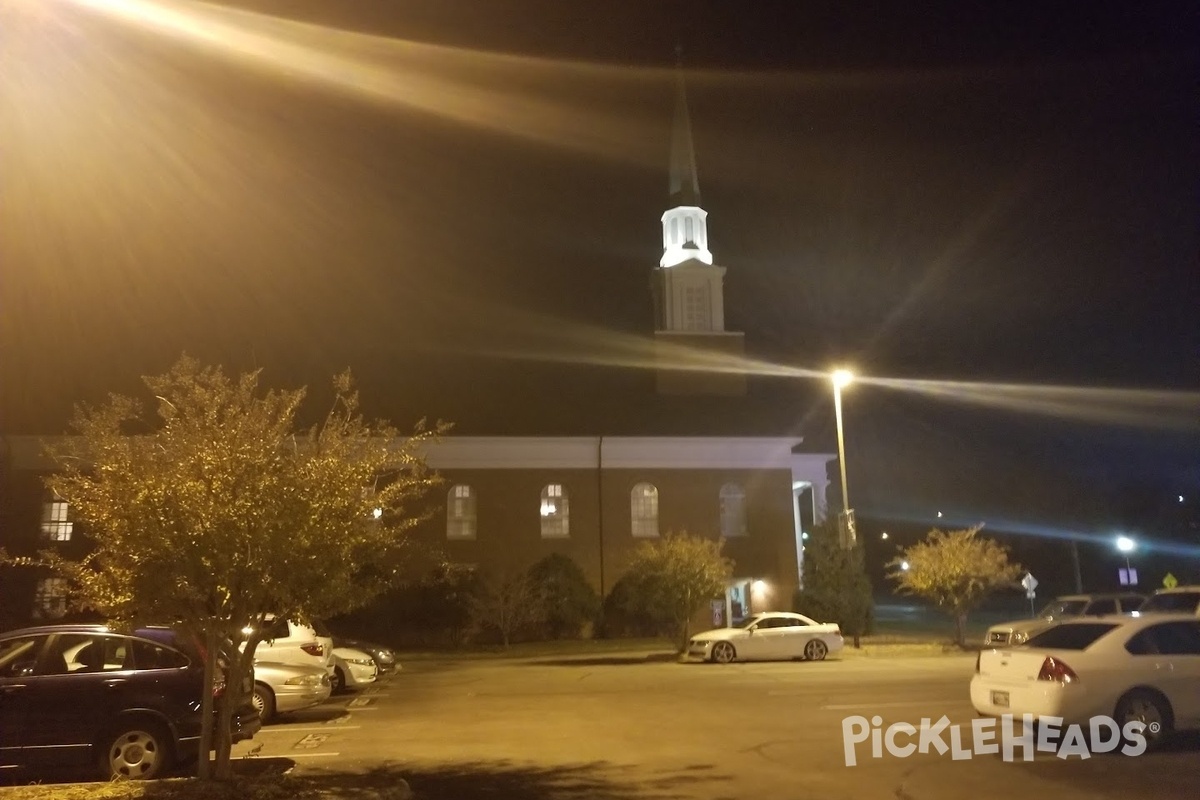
936,511,943,518
1180,495,1186,503
372,507,383,519
900,561,910,571
752,580,768,595
880,532,889,540
1115,535,1136,553
801,532,809,540
831,369,854,389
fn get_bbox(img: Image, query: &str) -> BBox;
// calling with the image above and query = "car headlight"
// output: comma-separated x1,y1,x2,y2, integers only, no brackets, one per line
284,674,325,686
348,658,374,666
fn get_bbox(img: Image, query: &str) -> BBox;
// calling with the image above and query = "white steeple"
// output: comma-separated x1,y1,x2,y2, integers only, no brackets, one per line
660,65,713,268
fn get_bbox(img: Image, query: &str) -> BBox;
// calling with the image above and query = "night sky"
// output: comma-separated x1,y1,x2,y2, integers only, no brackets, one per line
3,1,1198,568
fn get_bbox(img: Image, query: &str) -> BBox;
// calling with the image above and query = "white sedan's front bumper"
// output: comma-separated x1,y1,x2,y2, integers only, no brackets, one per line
342,659,379,687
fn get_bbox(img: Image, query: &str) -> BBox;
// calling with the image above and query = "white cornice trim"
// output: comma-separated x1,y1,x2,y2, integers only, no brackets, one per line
421,436,810,470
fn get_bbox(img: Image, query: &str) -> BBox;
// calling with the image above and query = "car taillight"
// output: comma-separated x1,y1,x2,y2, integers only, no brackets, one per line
1036,656,1077,683
301,643,325,657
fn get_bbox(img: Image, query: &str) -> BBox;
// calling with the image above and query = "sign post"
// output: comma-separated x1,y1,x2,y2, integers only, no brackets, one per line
1021,572,1039,617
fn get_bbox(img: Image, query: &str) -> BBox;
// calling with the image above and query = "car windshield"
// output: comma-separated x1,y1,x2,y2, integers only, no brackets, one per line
1026,623,1118,650
1138,592,1200,614
1037,600,1088,618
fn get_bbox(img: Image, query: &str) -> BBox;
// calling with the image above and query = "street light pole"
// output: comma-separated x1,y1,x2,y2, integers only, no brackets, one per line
1115,535,1137,586
833,373,851,514
831,369,855,547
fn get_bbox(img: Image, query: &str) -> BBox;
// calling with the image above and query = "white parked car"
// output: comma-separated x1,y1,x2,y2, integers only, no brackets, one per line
971,614,1200,746
251,661,332,722
332,646,378,692
243,616,335,677
984,593,1144,647
1136,586,1200,616
687,612,844,663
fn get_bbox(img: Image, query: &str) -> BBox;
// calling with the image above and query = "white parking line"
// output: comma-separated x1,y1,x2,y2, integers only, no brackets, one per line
255,726,361,733
282,752,341,759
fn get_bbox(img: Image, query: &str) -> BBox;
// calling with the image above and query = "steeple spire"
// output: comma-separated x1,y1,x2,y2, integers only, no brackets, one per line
668,48,701,207
659,52,713,269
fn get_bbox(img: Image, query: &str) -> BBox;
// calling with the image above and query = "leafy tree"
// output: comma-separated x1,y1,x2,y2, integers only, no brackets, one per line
617,532,732,653
527,553,600,639
887,526,1022,647
793,518,873,647
467,570,546,648
6,357,444,779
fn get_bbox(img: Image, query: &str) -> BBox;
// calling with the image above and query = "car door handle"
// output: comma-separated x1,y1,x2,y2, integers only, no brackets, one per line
103,678,128,689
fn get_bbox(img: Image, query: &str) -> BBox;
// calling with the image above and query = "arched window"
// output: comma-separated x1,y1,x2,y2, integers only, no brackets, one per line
720,483,747,537
540,484,569,538
447,484,476,539
631,483,659,538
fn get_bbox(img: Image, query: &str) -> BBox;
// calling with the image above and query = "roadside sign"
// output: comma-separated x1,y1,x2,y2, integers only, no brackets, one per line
1163,572,1178,589
1119,568,1139,587
1021,572,1038,615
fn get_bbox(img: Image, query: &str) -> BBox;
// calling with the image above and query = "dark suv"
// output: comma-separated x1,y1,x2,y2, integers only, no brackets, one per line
0,624,261,780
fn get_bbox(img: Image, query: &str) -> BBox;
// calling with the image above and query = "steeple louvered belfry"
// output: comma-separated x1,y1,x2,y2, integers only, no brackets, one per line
651,57,745,396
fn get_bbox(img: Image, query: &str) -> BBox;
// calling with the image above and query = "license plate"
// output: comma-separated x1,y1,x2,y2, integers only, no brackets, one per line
991,691,1010,708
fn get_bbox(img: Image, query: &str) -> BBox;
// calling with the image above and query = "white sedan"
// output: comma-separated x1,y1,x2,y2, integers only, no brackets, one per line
971,614,1200,746
687,612,844,663
332,646,378,693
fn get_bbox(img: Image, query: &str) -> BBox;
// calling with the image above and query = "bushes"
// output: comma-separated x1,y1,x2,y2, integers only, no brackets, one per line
794,519,873,646
527,553,601,639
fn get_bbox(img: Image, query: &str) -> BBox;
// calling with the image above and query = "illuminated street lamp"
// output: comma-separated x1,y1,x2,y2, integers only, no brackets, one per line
831,369,855,547
1116,535,1136,577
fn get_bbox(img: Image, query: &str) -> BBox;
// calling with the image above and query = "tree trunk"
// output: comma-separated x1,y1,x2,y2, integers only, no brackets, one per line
853,633,861,648
197,628,217,779
954,611,967,648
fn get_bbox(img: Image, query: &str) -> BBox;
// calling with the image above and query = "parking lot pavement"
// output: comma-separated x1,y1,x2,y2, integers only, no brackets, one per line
232,654,1200,800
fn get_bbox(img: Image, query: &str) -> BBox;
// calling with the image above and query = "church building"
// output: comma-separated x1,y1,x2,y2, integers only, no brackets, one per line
0,73,833,631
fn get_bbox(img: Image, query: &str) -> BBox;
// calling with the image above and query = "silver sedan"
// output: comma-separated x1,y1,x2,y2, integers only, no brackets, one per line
251,661,332,722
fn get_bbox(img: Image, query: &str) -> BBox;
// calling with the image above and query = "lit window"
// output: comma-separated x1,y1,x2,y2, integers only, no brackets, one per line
720,484,747,537
447,485,476,540
685,216,695,243
670,217,679,245
41,499,73,542
540,484,569,538
33,578,68,619
631,483,659,538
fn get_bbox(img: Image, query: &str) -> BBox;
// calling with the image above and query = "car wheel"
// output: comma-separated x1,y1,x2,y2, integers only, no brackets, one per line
803,638,828,661
99,720,172,780
710,641,737,664
252,682,276,722
1115,689,1174,749
332,666,347,694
